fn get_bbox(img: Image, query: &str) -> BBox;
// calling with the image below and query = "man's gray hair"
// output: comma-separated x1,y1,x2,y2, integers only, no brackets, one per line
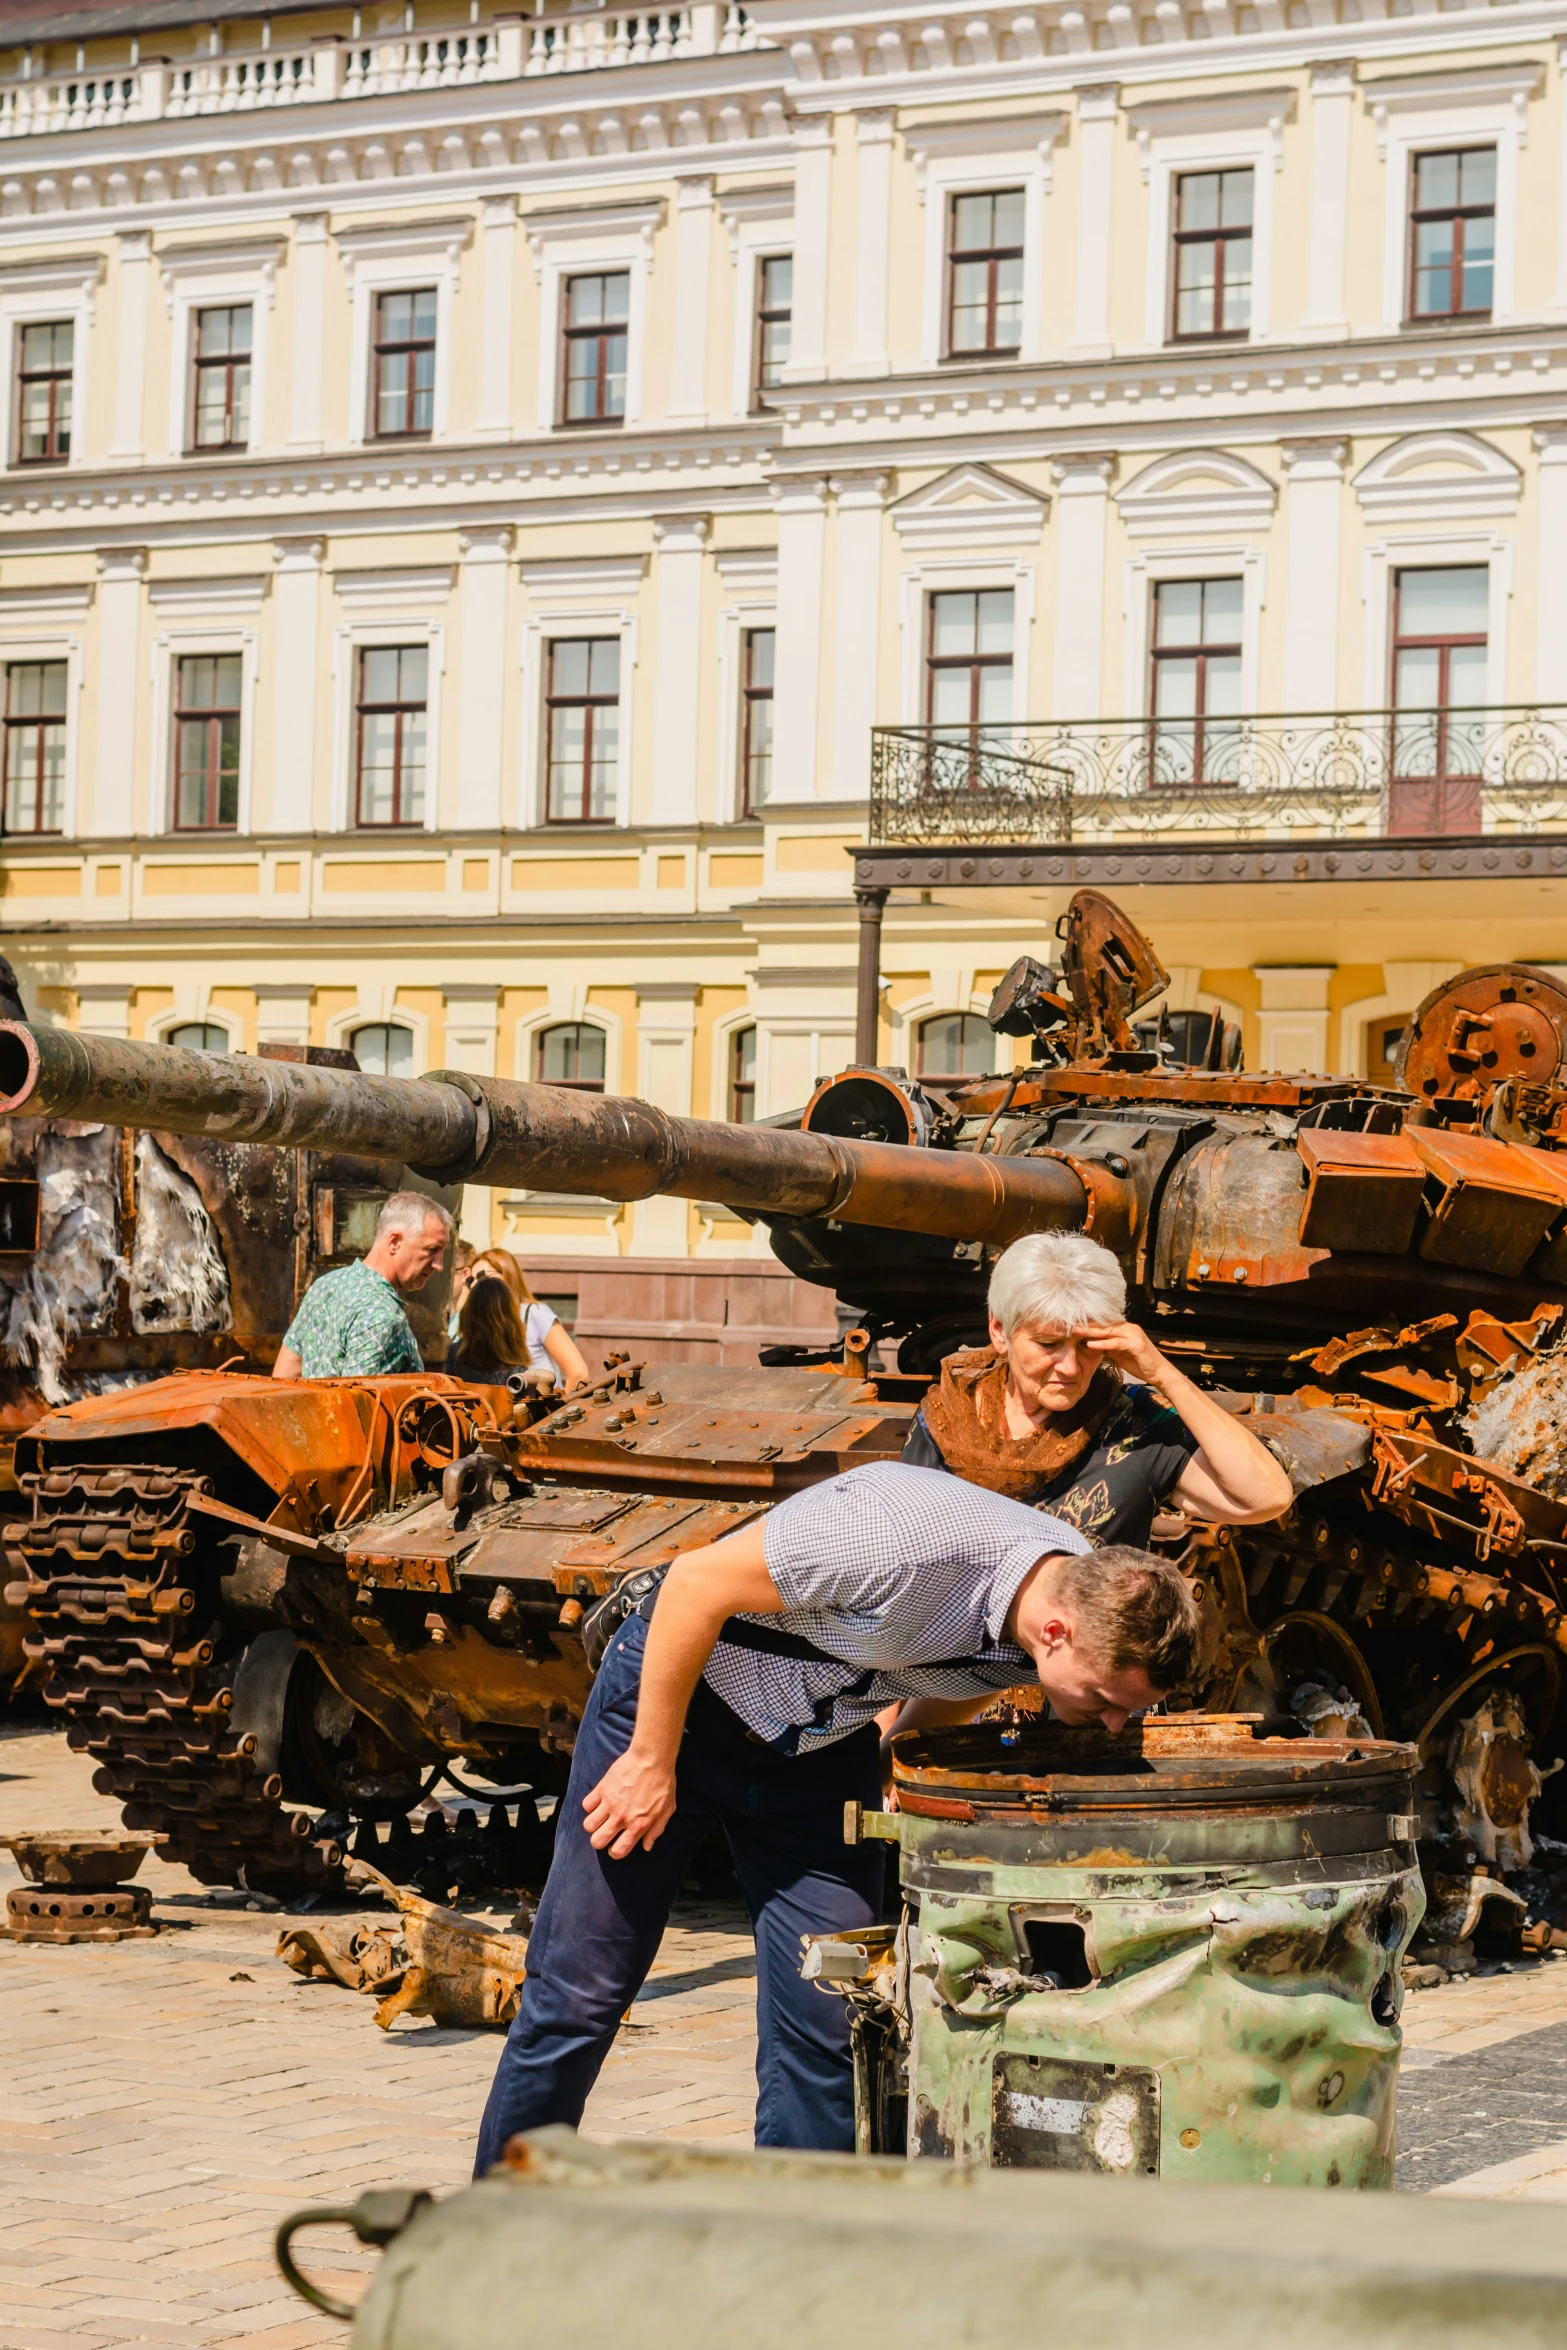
988,1230,1126,1337
374,1190,453,1244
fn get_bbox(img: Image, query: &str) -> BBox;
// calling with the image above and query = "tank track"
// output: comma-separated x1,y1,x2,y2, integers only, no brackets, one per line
5,1465,342,1893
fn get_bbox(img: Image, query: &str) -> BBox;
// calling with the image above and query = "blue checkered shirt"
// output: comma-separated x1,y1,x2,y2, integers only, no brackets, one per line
700,1460,1088,1754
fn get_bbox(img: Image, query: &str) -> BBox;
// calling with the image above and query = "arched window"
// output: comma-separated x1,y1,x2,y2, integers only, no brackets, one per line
915,1012,995,1083
167,1021,230,1053
350,1022,414,1077
536,1022,606,1092
729,1025,757,1123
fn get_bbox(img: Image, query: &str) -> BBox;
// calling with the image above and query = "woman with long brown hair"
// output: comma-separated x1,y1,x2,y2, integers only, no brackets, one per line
448,1252,590,1392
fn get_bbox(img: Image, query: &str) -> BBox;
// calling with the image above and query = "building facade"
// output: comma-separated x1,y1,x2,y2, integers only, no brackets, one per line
0,0,1564,1335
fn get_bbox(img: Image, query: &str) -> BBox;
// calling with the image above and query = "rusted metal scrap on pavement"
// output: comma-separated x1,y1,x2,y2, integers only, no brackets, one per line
0,1829,161,1941
277,1862,528,2030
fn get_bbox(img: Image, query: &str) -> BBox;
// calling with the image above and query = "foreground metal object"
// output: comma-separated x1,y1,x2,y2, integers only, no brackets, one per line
0,1830,156,1885
824,1715,1421,2185
275,2127,1567,2347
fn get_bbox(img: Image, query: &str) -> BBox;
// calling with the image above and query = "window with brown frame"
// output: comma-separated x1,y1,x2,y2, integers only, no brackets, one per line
190,303,252,451
371,288,437,440
354,644,428,828
1389,564,1487,835
925,589,1014,730
946,190,1024,358
1148,578,1243,785
545,637,620,822
2,659,66,834
739,626,774,814
915,1013,995,1084
15,320,72,465
172,653,242,831
349,1022,414,1077
1170,168,1253,341
729,1025,757,1123
561,271,629,425
535,1022,606,1091
753,254,792,403
1408,148,1495,322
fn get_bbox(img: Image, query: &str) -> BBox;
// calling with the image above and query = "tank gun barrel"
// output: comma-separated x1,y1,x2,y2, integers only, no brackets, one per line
0,1021,1094,1249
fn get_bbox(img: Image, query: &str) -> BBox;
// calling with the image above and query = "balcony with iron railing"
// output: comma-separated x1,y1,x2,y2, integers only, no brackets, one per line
865,707,1567,874
0,5,764,137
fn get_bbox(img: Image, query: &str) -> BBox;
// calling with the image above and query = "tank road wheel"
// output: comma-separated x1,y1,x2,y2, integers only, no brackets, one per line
1225,1611,1385,1740
277,1646,436,1822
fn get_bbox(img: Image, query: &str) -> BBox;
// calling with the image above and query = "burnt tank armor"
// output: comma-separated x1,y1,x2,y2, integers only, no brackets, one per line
1,892,1566,1961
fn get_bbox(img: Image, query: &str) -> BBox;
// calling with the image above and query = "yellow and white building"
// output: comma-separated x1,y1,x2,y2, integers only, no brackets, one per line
0,0,1565,1330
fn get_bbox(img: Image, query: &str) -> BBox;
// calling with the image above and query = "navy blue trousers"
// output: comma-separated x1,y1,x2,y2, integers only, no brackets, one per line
474,1614,884,2172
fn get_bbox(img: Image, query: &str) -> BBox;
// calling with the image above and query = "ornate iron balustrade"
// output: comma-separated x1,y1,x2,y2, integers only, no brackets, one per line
867,707,1567,849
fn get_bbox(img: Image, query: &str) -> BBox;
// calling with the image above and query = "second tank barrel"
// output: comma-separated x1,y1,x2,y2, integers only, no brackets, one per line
0,1023,1095,1250
440,1069,1091,1246
0,1020,478,1167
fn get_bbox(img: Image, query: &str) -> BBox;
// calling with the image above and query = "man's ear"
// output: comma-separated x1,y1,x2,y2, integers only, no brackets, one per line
1032,1612,1072,1657
987,1312,1007,1350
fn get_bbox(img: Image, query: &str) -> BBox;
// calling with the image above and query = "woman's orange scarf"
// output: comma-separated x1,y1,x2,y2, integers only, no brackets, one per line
920,1346,1122,1500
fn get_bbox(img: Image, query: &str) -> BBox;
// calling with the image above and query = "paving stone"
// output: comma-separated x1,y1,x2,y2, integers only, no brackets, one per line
0,1718,760,2348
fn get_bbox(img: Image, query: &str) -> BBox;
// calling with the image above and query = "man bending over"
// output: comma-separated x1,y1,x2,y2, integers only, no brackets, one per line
474,1458,1200,2170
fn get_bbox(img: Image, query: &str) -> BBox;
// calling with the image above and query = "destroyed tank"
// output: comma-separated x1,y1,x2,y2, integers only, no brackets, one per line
0,1030,456,1697
2,890,1567,1965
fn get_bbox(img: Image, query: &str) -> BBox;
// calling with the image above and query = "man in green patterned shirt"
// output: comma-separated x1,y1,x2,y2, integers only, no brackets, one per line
273,1192,453,1380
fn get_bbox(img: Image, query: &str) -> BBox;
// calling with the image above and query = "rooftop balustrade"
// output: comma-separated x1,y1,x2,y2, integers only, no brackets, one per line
0,5,762,137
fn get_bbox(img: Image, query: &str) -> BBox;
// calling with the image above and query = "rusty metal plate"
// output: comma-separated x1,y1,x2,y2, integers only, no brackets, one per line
1296,1128,1426,1256
489,1493,638,1533
991,2053,1160,2174
1409,1129,1565,1276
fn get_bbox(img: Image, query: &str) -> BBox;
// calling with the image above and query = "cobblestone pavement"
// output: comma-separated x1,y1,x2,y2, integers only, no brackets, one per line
0,1718,758,2350
6,1715,1567,2347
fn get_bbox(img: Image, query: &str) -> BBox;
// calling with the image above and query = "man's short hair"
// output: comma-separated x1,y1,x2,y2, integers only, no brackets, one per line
373,1190,453,1245
1050,1545,1202,1693
988,1231,1127,1337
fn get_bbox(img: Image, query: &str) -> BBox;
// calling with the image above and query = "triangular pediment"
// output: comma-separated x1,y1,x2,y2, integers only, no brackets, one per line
890,462,1048,548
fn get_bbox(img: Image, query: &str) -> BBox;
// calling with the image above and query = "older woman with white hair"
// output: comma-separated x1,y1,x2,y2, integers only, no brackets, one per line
901,1230,1292,1542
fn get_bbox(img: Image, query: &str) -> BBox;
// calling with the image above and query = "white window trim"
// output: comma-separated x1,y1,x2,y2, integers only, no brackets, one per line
512,1003,622,1095
904,116,1066,370
1122,546,1267,720
329,618,446,835
520,603,638,830
158,240,280,461
717,596,776,824
892,988,1007,1081
526,202,662,433
718,187,793,421
1141,136,1276,351
707,1004,759,1121
149,625,259,839
0,630,83,838
0,255,100,472
335,219,470,451
896,559,1036,726
1367,72,1539,333
325,1003,431,1068
1360,532,1512,711
148,1006,240,1050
